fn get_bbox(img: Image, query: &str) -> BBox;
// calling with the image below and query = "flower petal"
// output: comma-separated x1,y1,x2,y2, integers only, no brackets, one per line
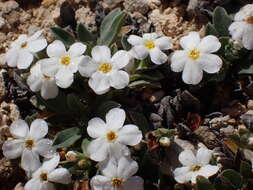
182,61,203,85
197,54,222,74
30,119,48,140
143,33,158,41
92,46,111,63
78,56,97,77
48,168,72,184
88,72,110,95
90,175,111,190
27,39,47,53
41,182,55,190
28,30,43,41
198,35,221,53
109,70,129,89
17,50,33,69
42,154,60,172
154,36,172,50
21,149,41,172
127,35,145,46
111,50,130,69
170,50,188,72
40,58,60,76
2,139,24,159
6,48,18,67
117,124,142,146
123,176,144,190
229,22,246,41
173,166,192,184
24,178,43,190
10,119,29,138
55,68,74,88
117,157,138,179
196,147,213,165
87,138,109,162
130,45,148,60
179,149,197,166
197,164,219,178
67,42,87,56
180,32,200,50
34,138,56,158
149,47,168,65
107,142,130,160
87,118,107,138
106,108,126,130
41,80,59,100
242,26,253,50
27,63,43,92
100,158,118,178
47,40,66,58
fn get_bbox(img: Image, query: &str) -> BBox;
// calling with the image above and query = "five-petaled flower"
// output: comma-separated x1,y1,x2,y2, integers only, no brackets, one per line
127,33,172,65
229,4,253,50
170,32,222,85
173,147,219,184
2,119,56,172
6,30,47,69
86,108,142,162
40,40,86,88
24,154,72,190
90,156,143,190
78,46,130,95
27,61,58,100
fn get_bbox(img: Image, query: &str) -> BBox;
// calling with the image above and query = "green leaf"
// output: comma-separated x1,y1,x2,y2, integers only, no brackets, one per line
221,169,243,188
76,23,94,43
110,43,118,54
240,161,253,178
128,111,150,135
97,9,126,46
95,101,121,119
81,138,90,156
128,80,161,89
51,27,75,46
205,23,219,36
121,35,131,50
196,176,215,190
213,7,232,37
67,94,87,116
130,71,164,82
53,127,82,148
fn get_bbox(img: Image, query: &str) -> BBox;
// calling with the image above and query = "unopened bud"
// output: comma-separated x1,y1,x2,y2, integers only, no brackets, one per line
65,151,78,162
248,137,253,147
159,137,171,147
78,159,90,169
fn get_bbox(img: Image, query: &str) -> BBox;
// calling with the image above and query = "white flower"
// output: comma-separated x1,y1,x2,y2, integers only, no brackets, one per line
40,40,86,88
173,147,219,184
229,4,253,50
170,32,222,85
91,157,144,190
5,30,47,69
86,108,142,162
78,46,130,95
27,61,58,100
2,119,56,172
24,154,72,190
127,33,172,65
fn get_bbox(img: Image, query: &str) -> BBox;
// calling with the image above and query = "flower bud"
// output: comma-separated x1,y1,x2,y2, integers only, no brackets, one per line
77,159,91,169
248,137,253,147
159,137,171,147
65,151,78,162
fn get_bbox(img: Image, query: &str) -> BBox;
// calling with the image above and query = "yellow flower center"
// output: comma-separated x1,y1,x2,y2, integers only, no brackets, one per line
24,138,35,149
246,16,253,24
21,42,27,48
111,178,123,187
60,56,71,66
43,74,51,80
145,40,155,50
40,172,48,182
188,48,200,60
98,62,112,73
190,165,202,172
106,131,117,142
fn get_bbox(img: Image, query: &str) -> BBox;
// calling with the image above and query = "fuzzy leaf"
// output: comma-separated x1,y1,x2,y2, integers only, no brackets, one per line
121,35,131,50
53,127,82,148
76,23,94,43
81,138,90,156
205,23,219,36
196,176,215,190
128,111,150,135
51,27,75,46
240,161,253,178
213,7,232,37
221,169,243,188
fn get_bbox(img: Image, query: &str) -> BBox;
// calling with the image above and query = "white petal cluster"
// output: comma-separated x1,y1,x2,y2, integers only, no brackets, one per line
6,30,47,69
78,46,130,95
2,119,56,172
24,154,72,190
128,33,172,65
91,157,143,190
86,108,142,161
229,4,253,50
170,32,222,85
41,40,86,88
173,147,219,184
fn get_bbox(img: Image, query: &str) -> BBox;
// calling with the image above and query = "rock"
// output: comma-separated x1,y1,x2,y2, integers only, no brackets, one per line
124,0,150,15
75,7,97,32
222,101,247,117
0,69,7,101
0,54,6,66
220,125,235,136
247,99,253,110
0,1,19,14
102,0,123,9
209,115,230,129
148,0,161,9
240,114,253,129
0,17,5,29
41,0,57,7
